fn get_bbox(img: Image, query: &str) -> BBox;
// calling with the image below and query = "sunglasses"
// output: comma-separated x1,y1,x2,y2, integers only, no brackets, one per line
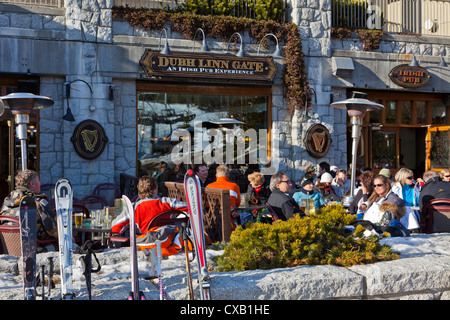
406,176,414,180
373,183,385,188
445,175,450,178
280,180,292,184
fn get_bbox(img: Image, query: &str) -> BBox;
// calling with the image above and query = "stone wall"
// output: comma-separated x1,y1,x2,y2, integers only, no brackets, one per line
0,234,448,300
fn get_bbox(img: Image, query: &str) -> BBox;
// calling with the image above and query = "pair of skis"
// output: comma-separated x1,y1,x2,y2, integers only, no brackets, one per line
19,178,75,300
183,169,212,300
123,169,211,300
123,195,166,300
123,195,146,300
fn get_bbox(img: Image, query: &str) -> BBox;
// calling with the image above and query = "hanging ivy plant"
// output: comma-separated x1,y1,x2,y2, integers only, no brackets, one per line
112,7,310,114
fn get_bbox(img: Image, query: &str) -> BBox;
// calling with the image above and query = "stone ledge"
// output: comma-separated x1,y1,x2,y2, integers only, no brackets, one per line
0,234,448,300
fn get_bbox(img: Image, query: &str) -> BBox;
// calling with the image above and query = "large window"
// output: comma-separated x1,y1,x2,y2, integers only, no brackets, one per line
137,83,271,177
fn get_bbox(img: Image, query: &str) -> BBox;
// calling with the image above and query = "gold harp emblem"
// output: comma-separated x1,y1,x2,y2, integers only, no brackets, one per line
81,129,98,152
311,131,326,152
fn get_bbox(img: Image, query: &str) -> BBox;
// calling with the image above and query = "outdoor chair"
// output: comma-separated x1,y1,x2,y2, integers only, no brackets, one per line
110,209,188,248
93,183,120,207
0,216,22,256
49,196,83,210
81,194,109,211
0,216,58,256
420,198,450,233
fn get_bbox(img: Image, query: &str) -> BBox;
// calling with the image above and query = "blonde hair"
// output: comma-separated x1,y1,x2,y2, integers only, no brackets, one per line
248,172,265,186
394,168,414,186
215,165,229,177
440,169,450,179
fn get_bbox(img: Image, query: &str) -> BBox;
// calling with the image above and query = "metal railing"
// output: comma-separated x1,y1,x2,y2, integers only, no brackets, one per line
332,0,450,37
113,0,181,10
1,0,63,7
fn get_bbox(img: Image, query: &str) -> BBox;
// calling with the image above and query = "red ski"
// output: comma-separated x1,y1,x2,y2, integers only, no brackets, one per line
184,169,211,300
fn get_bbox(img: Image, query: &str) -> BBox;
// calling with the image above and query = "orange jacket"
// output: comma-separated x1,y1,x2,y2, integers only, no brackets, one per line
111,197,188,235
206,176,241,208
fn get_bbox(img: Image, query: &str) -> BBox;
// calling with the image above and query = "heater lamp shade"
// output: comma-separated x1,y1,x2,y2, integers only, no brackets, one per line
0,92,54,115
330,95,384,118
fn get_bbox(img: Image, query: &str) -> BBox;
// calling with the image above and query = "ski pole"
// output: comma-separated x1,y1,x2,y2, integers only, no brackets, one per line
40,265,46,300
47,257,53,300
155,240,166,300
180,222,194,300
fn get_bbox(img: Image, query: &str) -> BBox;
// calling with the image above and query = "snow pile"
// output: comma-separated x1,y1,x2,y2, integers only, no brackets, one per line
0,233,448,300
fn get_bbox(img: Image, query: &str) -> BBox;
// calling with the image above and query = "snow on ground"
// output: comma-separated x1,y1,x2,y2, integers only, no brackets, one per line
0,233,448,300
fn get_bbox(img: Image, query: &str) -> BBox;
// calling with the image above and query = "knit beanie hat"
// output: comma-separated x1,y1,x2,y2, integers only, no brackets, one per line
379,167,391,178
320,172,333,183
300,176,314,187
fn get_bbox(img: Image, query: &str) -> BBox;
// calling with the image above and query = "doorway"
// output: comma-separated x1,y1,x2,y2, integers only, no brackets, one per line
348,90,450,178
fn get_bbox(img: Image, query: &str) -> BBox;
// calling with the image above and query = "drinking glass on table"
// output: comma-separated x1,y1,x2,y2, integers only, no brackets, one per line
74,212,83,228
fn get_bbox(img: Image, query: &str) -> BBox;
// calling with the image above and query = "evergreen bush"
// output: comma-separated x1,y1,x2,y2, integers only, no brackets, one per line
216,204,399,271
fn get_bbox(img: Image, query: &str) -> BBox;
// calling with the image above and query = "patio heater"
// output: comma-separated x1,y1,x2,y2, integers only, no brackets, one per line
0,92,54,171
330,91,384,207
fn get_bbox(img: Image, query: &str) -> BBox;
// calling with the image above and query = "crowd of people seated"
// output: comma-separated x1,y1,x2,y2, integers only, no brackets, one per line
149,160,450,234
2,161,449,255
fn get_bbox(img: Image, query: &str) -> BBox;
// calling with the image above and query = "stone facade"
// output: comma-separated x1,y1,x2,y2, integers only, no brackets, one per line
1,0,448,196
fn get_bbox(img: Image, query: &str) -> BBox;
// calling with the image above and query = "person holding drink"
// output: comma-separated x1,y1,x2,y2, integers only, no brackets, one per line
293,175,324,211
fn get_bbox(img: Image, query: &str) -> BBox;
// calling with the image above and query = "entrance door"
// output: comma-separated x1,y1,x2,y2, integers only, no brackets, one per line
426,126,450,171
371,127,399,170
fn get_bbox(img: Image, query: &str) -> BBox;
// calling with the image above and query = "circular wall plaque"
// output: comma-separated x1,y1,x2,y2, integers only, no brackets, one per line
70,119,108,160
304,124,332,158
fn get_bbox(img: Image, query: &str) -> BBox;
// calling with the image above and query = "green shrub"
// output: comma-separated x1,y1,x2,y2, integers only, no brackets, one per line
215,204,399,271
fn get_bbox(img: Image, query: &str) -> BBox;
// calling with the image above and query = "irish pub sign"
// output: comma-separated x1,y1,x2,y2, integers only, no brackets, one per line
140,49,276,81
389,64,431,88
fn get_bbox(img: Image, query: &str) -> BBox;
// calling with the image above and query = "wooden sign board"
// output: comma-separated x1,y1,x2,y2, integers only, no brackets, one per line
140,50,277,81
389,64,431,88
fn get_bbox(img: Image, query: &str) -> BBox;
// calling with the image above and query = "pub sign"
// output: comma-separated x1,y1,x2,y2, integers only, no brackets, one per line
304,124,332,158
140,50,276,81
71,120,109,160
389,64,431,88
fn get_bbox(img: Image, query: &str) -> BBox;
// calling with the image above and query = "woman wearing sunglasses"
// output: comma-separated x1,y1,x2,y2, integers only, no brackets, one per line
440,169,450,182
391,168,422,233
363,175,405,227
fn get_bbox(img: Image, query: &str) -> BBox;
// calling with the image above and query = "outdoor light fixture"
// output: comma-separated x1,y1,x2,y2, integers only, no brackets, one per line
395,45,421,67
192,28,209,52
0,92,54,170
438,56,448,67
257,33,282,57
330,91,384,207
63,79,93,122
227,32,245,58
158,28,172,55
409,55,420,67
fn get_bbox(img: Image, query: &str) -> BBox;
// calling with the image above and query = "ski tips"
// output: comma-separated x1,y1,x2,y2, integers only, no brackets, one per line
187,169,194,176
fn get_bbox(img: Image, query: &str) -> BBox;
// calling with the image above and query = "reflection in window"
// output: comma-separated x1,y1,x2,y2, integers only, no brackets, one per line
430,129,450,168
386,100,397,124
401,101,412,124
432,101,448,125
137,92,268,176
372,131,397,169
416,101,427,124
370,99,382,123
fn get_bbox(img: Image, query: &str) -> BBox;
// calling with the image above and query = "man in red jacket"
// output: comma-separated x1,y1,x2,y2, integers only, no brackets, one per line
111,176,188,235
206,164,241,208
